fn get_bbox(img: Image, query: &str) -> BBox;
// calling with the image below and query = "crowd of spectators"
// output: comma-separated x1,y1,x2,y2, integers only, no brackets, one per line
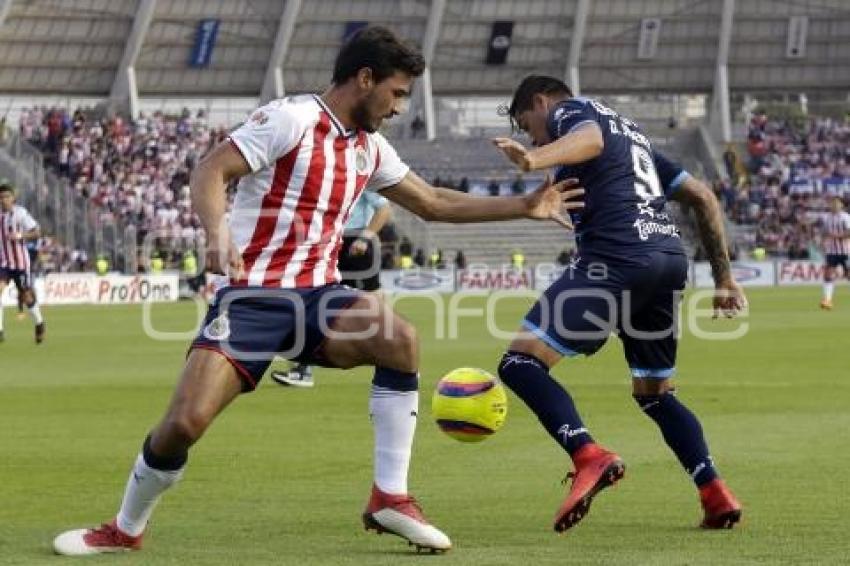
713,111,849,258
17,105,849,269
20,106,232,266
432,173,530,197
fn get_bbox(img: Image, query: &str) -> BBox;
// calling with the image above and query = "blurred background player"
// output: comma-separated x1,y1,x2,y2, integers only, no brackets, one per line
0,181,45,343
271,191,392,388
819,196,850,309
492,75,745,533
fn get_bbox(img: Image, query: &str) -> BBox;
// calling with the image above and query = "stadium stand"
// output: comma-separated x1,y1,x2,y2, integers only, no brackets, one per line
0,0,848,273
715,113,850,259
18,106,229,265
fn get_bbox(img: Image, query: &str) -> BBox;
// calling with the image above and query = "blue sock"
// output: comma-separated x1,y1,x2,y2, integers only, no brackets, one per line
634,390,718,486
498,351,593,456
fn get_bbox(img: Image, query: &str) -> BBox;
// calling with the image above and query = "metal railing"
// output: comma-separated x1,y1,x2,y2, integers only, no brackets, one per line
0,132,131,271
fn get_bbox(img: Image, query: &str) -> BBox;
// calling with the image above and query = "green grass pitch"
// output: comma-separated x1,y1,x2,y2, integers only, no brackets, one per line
1,286,848,565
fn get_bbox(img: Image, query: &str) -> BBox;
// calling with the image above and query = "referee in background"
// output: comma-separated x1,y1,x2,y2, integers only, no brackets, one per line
271,191,392,388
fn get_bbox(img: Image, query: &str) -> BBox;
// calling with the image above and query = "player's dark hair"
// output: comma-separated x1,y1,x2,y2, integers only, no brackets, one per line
507,75,574,129
0,181,14,194
332,25,425,84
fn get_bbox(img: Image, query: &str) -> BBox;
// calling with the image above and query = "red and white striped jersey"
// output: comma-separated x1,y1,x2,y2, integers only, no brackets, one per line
821,211,850,256
0,205,38,271
227,95,408,288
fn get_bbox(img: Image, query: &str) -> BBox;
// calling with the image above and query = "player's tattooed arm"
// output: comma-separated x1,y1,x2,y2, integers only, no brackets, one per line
672,176,747,317
671,176,731,282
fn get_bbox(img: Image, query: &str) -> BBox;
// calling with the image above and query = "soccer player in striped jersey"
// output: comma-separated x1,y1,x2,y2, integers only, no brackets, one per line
820,196,850,309
0,181,45,344
53,27,584,556
271,190,392,388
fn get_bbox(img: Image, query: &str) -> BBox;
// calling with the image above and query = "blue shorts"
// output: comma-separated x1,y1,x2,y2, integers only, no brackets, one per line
523,252,688,379
191,284,362,391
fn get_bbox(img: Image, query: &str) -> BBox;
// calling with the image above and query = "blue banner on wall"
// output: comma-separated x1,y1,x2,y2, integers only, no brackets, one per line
189,19,220,68
486,21,514,65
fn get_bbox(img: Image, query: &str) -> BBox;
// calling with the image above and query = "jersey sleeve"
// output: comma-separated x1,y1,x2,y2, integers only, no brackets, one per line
18,207,38,231
228,100,305,173
653,150,690,198
366,133,410,192
547,99,598,139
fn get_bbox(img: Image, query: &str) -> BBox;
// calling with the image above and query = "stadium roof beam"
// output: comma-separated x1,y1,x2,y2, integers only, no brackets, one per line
260,0,302,104
417,0,446,141
110,0,157,119
566,0,590,95
709,0,734,143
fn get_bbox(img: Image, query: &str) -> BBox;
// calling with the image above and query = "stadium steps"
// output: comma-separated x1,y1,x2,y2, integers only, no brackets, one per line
424,219,575,266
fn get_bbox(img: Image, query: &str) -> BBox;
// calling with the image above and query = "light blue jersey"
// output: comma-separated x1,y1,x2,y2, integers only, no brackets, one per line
345,191,388,232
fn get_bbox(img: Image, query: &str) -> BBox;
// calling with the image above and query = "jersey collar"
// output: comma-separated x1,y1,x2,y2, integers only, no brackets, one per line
313,95,358,139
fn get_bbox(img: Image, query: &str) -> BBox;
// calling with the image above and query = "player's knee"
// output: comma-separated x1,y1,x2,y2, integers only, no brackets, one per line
164,407,215,445
632,383,675,411
632,377,673,397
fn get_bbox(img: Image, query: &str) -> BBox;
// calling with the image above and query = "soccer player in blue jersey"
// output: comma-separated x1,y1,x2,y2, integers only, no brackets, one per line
492,76,746,533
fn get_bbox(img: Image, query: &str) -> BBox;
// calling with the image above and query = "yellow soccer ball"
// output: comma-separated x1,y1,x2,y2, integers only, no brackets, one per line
431,368,508,442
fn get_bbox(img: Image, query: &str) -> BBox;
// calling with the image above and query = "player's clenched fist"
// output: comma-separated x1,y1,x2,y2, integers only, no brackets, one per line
492,137,533,172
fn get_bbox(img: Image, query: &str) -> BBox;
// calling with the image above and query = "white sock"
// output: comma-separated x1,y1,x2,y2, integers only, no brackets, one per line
28,304,43,325
823,281,835,301
369,385,418,495
116,454,184,536
0,307,4,332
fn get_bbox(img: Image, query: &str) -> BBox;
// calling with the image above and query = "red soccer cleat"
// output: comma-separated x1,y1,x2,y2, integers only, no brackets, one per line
699,478,742,529
53,520,143,555
362,484,451,553
553,444,626,533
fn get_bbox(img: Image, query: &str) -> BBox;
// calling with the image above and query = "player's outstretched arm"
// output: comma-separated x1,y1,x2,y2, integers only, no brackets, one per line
190,141,252,277
671,176,747,317
492,123,604,172
380,170,583,228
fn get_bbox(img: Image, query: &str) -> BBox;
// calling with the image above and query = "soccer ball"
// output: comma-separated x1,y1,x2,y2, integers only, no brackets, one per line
431,368,508,442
